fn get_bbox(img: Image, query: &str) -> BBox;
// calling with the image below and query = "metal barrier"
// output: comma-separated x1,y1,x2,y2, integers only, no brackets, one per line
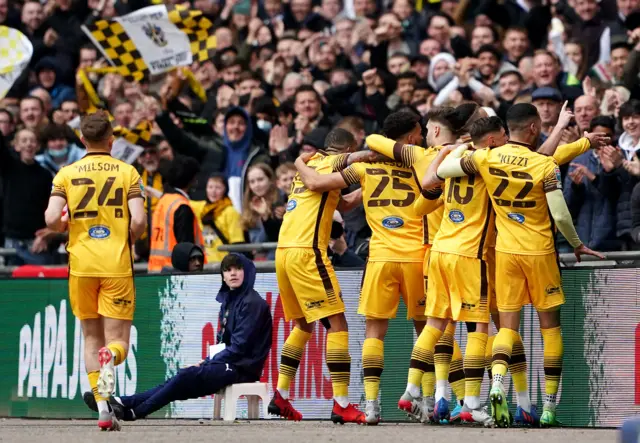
0,242,638,275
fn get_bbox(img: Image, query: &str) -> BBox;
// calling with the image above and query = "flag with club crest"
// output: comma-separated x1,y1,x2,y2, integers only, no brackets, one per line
82,4,216,82
0,26,33,99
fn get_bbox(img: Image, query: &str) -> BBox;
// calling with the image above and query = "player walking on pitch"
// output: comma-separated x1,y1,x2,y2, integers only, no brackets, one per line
45,111,146,431
435,104,605,427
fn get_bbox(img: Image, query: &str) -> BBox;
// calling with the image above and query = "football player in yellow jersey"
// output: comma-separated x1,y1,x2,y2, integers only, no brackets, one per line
291,109,428,424
44,111,146,431
269,128,373,424
435,103,605,427
366,107,469,422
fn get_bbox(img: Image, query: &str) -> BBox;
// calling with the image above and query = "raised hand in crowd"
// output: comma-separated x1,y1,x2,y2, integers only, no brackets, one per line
569,163,595,185
217,84,238,109
623,153,640,176
600,146,622,172
269,124,292,155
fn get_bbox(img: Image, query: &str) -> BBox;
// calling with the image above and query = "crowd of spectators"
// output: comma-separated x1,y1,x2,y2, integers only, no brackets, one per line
3,0,640,267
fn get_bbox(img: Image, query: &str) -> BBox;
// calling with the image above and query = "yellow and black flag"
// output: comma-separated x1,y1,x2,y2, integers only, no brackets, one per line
82,4,216,82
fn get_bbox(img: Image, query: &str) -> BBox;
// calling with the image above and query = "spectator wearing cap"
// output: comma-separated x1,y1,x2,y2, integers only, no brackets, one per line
474,44,517,93
532,50,583,103
532,86,563,141
33,57,76,110
1,129,56,266
35,123,85,176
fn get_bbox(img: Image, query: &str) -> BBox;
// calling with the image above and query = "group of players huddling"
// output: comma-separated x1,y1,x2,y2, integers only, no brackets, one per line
267,101,607,428
44,101,608,431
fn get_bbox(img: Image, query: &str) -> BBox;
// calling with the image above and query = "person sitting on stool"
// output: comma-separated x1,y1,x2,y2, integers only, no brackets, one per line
82,253,273,423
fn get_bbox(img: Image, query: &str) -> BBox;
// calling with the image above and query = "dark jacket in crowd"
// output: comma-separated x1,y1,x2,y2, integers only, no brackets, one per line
562,152,620,252
630,181,640,244
0,137,52,240
609,165,639,245
208,254,273,381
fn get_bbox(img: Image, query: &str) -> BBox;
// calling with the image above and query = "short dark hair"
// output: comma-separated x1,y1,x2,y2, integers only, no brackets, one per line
80,111,113,143
324,127,355,150
396,71,418,82
454,102,482,135
426,107,458,133
39,123,71,145
159,156,200,190
415,81,434,92
382,109,421,139
469,117,505,144
506,103,540,133
589,115,615,132
294,84,321,103
476,44,502,61
221,253,244,273
0,108,14,123
619,99,640,119
426,12,454,29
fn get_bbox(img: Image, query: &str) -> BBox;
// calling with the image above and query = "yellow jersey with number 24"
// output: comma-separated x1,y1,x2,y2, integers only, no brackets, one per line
51,153,143,277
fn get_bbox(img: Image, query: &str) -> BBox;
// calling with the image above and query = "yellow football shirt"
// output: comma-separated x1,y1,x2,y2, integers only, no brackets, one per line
341,161,425,262
366,134,448,245
190,199,244,263
461,143,562,255
51,153,143,277
432,151,496,259
278,151,349,251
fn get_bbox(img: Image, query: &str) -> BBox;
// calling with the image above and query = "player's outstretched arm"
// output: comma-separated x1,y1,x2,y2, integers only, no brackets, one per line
347,150,388,165
552,133,610,165
545,189,605,262
294,155,348,192
365,134,417,167
436,144,472,179
45,196,68,233
128,196,146,242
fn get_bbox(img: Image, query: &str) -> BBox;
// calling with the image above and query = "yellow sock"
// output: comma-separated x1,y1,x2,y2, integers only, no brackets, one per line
485,334,495,380
434,324,454,386
408,326,442,395
277,328,312,396
107,342,127,366
541,326,563,405
421,370,435,398
510,334,528,394
88,370,108,404
464,332,487,407
362,338,384,401
449,339,465,404
327,331,351,400
491,327,516,380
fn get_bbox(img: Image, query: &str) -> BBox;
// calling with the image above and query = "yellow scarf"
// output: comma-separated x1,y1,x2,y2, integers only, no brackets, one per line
200,197,233,225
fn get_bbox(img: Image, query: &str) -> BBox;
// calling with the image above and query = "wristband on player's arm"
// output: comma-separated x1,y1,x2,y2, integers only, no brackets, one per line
545,189,582,248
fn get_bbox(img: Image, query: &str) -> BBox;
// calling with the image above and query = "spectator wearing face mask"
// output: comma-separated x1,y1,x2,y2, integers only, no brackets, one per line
35,123,85,176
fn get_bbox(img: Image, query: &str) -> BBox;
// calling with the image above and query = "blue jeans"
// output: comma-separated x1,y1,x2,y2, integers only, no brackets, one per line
4,238,56,266
120,362,240,418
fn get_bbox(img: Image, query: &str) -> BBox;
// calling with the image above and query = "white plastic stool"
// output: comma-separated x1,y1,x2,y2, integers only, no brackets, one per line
209,345,270,421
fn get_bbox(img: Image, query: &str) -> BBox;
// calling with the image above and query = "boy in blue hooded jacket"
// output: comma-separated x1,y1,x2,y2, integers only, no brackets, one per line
82,254,272,426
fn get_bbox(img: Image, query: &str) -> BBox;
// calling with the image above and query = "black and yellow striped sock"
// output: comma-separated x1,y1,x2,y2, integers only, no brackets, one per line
491,328,516,382
485,334,495,381
511,334,528,394
541,326,563,406
408,326,442,396
363,338,384,401
464,332,487,409
434,323,454,401
449,339,465,405
277,328,312,398
327,331,351,403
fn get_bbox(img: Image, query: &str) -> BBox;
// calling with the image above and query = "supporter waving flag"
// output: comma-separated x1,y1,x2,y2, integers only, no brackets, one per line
81,4,216,82
0,26,33,99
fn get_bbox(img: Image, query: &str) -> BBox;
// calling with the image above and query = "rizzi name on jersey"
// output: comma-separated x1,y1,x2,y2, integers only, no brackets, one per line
498,154,529,167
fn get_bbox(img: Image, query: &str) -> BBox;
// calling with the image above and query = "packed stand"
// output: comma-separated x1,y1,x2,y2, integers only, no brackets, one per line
3,0,640,266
